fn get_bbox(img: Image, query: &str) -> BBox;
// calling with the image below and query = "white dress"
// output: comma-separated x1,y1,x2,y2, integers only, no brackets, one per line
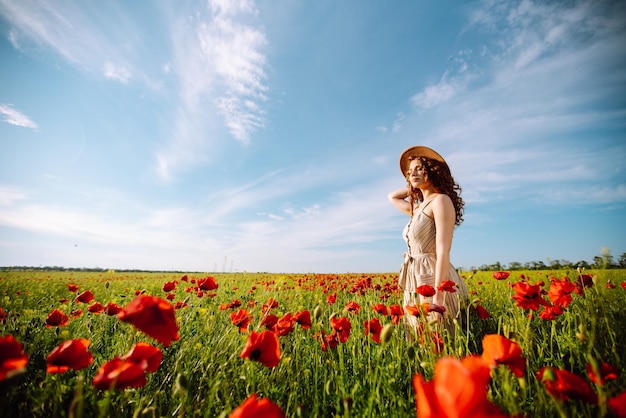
398,199,468,329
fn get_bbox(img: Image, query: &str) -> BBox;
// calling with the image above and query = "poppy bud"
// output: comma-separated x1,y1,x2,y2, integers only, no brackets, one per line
313,305,322,320
174,373,188,396
407,346,416,360
381,324,394,343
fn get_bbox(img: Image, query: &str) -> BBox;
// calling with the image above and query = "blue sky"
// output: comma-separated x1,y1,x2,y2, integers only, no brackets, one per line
0,0,624,273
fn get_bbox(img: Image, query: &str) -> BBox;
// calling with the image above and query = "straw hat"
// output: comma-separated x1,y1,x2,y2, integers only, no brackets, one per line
399,145,447,175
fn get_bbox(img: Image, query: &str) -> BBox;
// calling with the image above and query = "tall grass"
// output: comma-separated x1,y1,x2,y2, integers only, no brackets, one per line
0,269,624,417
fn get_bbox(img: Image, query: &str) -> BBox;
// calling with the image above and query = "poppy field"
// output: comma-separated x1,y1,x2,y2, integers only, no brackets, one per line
1,268,625,417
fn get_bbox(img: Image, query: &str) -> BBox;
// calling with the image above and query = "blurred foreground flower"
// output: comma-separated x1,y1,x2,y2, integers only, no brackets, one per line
47,338,93,373
118,295,179,347
0,335,28,381
537,366,597,404
229,393,285,418
93,342,162,390
413,356,508,417
481,334,525,377
240,330,281,368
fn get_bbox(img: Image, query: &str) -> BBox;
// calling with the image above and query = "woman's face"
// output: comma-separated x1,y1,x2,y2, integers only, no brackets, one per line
407,158,428,188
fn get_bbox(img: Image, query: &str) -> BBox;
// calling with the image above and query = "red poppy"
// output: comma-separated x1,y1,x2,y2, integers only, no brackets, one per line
67,284,79,292
75,290,95,304
330,316,351,343
576,274,594,294
293,310,312,329
481,334,526,377
413,356,506,418
389,304,404,325
620,282,626,290
364,318,383,343
45,309,69,328
372,304,388,316
121,342,162,373
165,293,176,300
405,305,420,318
474,303,491,319
229,393,285,418
344,301,361,313
326,293,337,304
0,335,28,381
586,362,620,386
105,303,122,316
240,330,281,368
608,391,626,418
162,281,176,292
88,302,106,314
230,309,253,333
492,271,510,280
118,295,180,347
59,298,69,304
313,330,339,352
197,276,219,291
511,281,550,311
0,307,6,322
260,314,279,330
70,309,83,318
92,358,147,390
548,278,576,308
46,338,93,373
174,301,188,309
539,305,564,321
273,313,295,337
437,280,457,293
421,303,445,315
416,285,436,297
537,367,598,404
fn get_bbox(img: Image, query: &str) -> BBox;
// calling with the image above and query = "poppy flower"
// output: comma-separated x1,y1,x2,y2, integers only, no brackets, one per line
93,357,147,390
105,303,122,316
165,293,176,300
118,295,179,347
344,301,361,313
492,271,510,280
75,290,94,304
0,335,28,381
539,305,564,321
229,393,285,418
273,313,295,337
416,285,436,297
240,330,281,368
330,316,351,343
70,309,83,318
313,330,339,352
88,302,106,314
162,281,177,292
293,310,312,329
45,309,69,328
121,342,162,373
586,362,620,386
511,281,550,311
548,278,576,308
364,318,383,343
326,293,337,304
405,305,420,318
389,305,404,325
474,303,491,319
413,356,506,418
230,309,253,333
0,307,6,322
67,284,79,292
481,334,526,377
197,276,218,291
260,314,279,330
620,282,626,290
46,338,93,373
421,303,446,315
608,391,626,418
261,298,279,314
372,304,388,316
538,367,598,404
437,280,457,293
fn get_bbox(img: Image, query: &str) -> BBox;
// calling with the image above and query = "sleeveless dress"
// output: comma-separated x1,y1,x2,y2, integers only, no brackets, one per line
398,199,468,330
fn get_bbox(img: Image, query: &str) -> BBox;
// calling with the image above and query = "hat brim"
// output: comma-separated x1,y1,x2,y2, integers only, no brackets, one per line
399,146,446,175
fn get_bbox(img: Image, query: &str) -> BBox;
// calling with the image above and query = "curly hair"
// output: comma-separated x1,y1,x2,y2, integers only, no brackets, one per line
406,156,465,225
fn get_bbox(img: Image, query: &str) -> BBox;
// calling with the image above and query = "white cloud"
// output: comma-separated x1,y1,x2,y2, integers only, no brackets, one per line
103,62,132,83
0,104,38,129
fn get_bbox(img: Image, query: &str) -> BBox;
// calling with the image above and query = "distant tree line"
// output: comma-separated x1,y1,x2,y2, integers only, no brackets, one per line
468,250,626,272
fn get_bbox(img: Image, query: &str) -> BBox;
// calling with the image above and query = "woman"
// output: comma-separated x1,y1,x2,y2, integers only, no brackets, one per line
388,146,468,334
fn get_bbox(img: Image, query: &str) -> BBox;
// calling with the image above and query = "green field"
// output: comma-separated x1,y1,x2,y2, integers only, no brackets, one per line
1,269,625,417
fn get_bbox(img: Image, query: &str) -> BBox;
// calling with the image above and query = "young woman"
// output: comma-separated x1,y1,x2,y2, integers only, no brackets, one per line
388,146,468,333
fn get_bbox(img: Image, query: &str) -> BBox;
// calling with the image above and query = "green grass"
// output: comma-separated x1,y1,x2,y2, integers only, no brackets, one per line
0,269,624,417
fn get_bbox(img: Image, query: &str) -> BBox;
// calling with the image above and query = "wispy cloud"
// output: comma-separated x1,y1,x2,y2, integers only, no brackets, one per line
156,0,269,181
0,104,38,129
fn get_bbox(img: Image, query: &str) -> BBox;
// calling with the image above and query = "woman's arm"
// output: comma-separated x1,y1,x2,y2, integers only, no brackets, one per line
388,187,412,216
431,194,456,306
